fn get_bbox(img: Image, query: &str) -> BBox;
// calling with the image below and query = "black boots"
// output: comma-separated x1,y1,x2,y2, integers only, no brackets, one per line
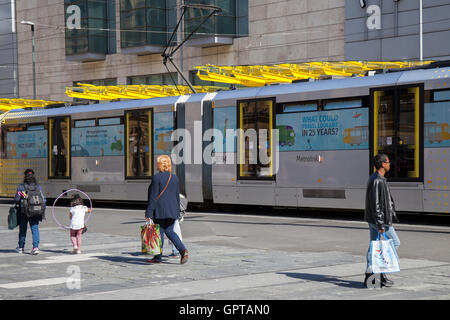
364,273,394,288
381,273,394,287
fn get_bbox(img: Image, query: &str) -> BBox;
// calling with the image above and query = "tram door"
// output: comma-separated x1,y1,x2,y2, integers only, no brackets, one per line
48,117,70,178
125,109,152,179
371,85,423,181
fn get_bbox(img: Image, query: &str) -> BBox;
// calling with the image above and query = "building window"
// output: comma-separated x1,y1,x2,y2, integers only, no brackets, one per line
127,73,178,85
184,0,248,39
65,0,116,57
120,0,172,48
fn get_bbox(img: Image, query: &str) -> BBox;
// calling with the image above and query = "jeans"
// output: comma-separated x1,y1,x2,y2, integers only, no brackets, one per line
366,223,400,273
18,213,40,249
154,220,185,260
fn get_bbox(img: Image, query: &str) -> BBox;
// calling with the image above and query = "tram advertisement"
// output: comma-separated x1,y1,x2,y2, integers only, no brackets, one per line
276,108,368,151
71,125,124,157
6,130,47,159
424,101,450,147
154,112,174,155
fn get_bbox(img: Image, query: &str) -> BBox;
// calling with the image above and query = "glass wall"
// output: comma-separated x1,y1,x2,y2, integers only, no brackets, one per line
120,0,172,48
184,0,248,39
65,0,116,55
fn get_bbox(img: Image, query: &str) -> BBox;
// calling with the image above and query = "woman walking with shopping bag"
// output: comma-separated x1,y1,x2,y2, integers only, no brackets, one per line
145,155,188,264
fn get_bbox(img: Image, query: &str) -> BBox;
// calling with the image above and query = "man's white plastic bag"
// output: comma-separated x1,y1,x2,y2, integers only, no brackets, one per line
369,232,400,274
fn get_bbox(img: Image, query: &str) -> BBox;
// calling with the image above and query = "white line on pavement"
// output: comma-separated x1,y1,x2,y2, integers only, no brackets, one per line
0,277,70,289
27,252,110,264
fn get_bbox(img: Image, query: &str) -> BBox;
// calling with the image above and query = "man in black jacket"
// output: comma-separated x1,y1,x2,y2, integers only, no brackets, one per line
364,154,400,287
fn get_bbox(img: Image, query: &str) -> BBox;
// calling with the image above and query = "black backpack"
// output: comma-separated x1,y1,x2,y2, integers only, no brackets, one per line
22,183,45,219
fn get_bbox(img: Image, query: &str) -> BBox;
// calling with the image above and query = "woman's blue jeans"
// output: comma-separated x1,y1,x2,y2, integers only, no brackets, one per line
366,223,400,273
154,221,185,260
18,213,40,249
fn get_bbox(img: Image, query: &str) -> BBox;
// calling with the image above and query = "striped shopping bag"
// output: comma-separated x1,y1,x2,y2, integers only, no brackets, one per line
141,222,162,255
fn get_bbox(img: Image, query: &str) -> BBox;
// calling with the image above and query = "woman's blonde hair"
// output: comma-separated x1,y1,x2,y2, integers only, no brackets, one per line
157,155,172,172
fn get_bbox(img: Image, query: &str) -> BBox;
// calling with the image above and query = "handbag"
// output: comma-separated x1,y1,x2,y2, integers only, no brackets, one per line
8,205,19,230
141,221,162,255
368,232,400,274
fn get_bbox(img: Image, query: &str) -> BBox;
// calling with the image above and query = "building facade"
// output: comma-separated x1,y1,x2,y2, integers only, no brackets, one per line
345,0,450,61
0,0,18,98
8,0,450,102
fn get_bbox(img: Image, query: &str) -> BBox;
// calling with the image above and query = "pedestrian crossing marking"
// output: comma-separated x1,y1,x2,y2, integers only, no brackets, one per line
0,277,70,289
27,252,110,264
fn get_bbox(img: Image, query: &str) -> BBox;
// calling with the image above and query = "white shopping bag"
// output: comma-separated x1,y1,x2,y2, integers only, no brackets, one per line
369,233,400,274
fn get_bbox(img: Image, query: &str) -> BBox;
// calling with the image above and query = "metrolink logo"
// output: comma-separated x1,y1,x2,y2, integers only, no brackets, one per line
169,122,280,173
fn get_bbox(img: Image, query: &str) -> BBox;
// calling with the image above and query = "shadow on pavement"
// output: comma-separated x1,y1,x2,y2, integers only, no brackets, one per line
279,272,364,289
96,252,177,265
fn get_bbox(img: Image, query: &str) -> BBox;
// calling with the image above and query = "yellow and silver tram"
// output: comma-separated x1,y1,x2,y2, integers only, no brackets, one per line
1,65,449,213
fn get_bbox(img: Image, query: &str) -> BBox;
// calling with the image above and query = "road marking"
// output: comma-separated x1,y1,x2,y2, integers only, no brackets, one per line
27,252,110,264
0,277,69,289
59,258,450,300
0,227,61,234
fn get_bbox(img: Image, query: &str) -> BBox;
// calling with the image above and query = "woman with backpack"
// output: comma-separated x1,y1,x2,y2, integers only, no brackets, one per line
14,169,46,255
145,155,188,264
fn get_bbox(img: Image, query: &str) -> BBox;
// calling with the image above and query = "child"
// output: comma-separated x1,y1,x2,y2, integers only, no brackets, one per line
69,194,91,254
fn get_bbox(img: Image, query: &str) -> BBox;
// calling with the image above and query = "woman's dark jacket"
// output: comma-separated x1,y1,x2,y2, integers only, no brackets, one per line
364,172,398,229
145,171,180,223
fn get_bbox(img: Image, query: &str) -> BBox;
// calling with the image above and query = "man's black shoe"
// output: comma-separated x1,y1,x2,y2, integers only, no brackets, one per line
381,273,394,287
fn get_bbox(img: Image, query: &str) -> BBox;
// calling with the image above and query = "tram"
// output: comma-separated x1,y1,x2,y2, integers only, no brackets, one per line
1,64,449,213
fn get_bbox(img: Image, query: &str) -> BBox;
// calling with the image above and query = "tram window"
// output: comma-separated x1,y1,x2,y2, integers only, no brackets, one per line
99,117,122,126
282,102,317,113
434,90,450,102
49,117,70,178
27,124,45,131
74,119,96,128
125,110,152,179
6,126,25,132
238,99,275,179
324,99,362,110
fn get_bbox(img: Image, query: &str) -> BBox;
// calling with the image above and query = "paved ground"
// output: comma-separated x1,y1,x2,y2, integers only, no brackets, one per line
0,203,450,303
